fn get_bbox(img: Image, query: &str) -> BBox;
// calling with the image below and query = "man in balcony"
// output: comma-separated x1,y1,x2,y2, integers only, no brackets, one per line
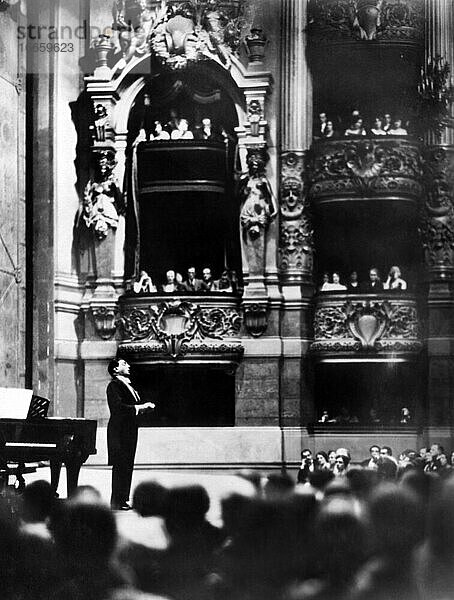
201,267,218,292
182,267,203,292
362,268,384,292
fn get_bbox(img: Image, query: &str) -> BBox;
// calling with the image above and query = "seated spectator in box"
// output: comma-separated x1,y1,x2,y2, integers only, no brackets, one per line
297,448,315,484
151,120,170,141
344,118,366,137
201,267,218,292
346,270,360,293
133,270,157,293
171,118,194,140
370,116,387,136
384,265,407,291
362,267,384,292
182,266,203,292
161,270,184,293
388,118,408,136
321,272,347,292
215,270,234,293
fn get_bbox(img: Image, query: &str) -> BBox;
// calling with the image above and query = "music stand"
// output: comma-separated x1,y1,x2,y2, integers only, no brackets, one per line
27,395,50,419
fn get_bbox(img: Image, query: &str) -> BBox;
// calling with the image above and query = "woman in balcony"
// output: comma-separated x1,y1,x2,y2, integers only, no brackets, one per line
321,272,347,292
370,117,387,136
388,118,408,136
344,118,366,137
151,120,170,141
171,118,194,140
384,266,407,291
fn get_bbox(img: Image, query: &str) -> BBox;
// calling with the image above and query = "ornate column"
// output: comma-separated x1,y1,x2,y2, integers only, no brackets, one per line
279,0,314,291
278,0,315,428
424,0,454,428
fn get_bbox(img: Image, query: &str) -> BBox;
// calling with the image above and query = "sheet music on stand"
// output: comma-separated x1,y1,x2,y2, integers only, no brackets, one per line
0,388,33,419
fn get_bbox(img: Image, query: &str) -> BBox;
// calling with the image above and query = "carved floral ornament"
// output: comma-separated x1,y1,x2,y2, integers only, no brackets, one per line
311,297,422,354
307,0,425,43
307,138,424,200
119,301,242,358
110,0,250,72
420,147,454,271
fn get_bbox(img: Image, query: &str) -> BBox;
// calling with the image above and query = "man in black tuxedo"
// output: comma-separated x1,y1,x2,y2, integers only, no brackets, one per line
362,267,384,293
107,358,155,510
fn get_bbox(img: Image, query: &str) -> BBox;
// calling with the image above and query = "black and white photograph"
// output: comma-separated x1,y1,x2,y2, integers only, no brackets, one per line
0,0,453,598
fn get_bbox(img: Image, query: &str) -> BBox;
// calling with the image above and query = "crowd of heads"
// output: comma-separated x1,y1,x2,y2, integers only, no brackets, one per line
5,450,454,600
133,266,238,294
315,109,410,140
135,109,227,144
319,265,407,293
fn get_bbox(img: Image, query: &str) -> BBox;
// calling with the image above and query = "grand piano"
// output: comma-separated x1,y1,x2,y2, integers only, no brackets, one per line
0,391,97,495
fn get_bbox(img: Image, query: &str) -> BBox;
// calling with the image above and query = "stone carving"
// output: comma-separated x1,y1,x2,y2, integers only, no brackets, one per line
311,295,422,354
92,104,109,142
385,305,419,339
307,138,424,201
420,147,454,272
120,301,242,355
244,27,267,62
239,148,276,239
307,0,424,43
81,150,123,240
313,306,348,340
242,301,269,338
279,152,313,280
91,306,118,339
112,0,246,72
416,56,454,141
345,299,391,349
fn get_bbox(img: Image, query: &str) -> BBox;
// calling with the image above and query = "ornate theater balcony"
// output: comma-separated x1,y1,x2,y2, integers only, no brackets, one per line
117,293,243,367
307,0,424,52
136,140,228,194
307,137,424,209
311,292,423,361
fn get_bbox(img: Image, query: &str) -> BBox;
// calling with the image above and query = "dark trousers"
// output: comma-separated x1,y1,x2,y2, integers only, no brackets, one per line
111,455,134,508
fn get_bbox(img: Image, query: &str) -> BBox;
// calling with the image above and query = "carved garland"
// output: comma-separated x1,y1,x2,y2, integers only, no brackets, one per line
311,298,422,353
120,301,242,355
307,0,425,43
307,139,424,199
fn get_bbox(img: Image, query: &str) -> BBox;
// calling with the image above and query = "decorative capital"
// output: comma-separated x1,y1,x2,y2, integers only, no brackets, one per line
91,305,118,340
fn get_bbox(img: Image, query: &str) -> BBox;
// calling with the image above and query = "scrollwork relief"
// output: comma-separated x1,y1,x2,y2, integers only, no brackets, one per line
307,138,424,199
307,0,424,43
311,296,422,354
421,147,454,271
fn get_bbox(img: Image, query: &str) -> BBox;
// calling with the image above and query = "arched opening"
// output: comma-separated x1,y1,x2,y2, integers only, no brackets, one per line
124,68,242,291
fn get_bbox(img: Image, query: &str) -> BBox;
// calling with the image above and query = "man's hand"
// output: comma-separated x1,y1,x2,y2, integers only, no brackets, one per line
136,402,156,415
